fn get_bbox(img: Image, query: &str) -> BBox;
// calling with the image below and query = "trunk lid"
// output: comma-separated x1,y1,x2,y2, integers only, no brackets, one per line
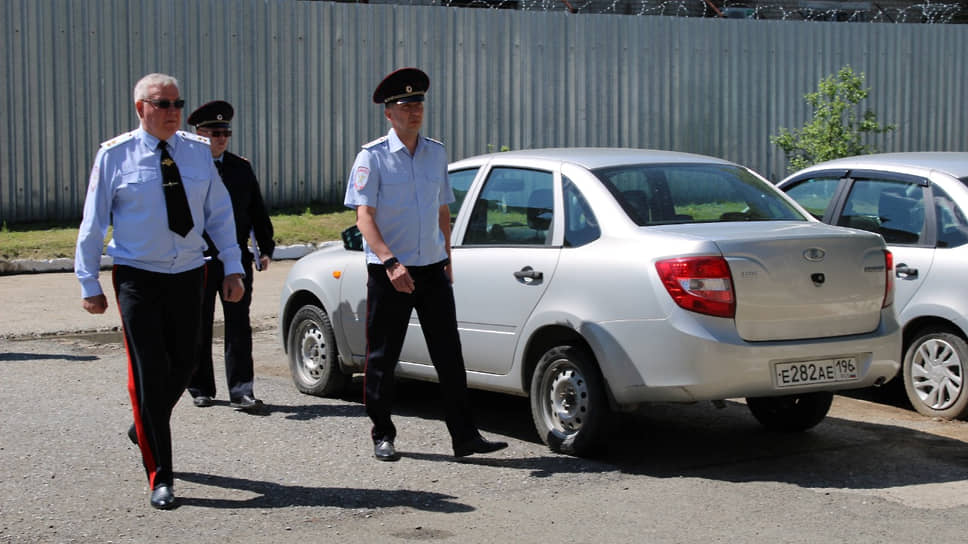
679,222,888,341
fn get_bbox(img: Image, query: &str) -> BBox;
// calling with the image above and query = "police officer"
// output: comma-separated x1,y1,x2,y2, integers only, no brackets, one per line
75,73,245,509
343,67,508,461
186,100,275,413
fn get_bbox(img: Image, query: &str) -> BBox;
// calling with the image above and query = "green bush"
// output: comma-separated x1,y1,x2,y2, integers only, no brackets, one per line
772,66,896,173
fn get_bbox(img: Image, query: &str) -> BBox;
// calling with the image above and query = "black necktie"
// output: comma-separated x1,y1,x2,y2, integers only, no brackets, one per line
158,141,194,237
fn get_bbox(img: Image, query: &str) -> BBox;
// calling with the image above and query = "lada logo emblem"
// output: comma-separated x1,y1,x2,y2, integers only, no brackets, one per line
803,248,826,262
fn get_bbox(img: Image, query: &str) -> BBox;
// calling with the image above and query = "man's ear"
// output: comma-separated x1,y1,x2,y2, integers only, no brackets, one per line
135,100,145,120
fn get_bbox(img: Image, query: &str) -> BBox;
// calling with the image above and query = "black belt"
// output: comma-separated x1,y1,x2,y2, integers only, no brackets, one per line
371,258,448,273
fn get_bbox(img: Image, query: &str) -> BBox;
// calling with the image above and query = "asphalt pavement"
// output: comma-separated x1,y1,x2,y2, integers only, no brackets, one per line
0,258,297,339
3,249,968,542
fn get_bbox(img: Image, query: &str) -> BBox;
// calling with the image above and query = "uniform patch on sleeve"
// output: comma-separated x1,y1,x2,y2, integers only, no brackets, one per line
88,164,99,193
354,166,370,190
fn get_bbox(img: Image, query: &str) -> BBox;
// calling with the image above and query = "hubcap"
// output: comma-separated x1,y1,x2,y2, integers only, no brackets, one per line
541,359,589,434
298,323,326,380
911,338,964,411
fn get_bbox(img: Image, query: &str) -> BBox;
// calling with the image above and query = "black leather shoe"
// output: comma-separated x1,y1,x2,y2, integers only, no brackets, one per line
453,435,508,458
230,395,263,413
127,424,138,445
374,439,400,461
192,395,213,408
150,484,176,510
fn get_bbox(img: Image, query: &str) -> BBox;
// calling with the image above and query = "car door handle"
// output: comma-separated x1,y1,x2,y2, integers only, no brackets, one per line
895,263,918,278
513,266,543,281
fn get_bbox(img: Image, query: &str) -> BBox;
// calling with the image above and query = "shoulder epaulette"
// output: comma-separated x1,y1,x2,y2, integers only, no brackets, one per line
230,151,251,164
362,136,387,150
178,130,210,144
424,136,445,147
100,131,136,149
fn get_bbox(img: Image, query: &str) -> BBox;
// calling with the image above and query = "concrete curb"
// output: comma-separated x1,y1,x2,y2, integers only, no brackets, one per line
0,242,334,275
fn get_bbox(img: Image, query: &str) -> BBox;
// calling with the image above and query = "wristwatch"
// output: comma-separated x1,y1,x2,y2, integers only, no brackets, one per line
383,256,399,269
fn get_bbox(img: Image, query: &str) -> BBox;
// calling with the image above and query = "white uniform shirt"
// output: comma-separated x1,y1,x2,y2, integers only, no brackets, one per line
343,128,454,266
75,128,243,298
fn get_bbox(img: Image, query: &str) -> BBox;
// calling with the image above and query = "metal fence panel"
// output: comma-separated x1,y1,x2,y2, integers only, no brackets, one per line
2,0,966,223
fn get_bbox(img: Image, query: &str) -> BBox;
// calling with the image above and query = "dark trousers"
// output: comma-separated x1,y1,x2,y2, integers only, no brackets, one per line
364,260,479,447
189,258,255,401
113,264,204,489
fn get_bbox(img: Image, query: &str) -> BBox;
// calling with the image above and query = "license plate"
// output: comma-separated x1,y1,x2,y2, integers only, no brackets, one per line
774,358,858,388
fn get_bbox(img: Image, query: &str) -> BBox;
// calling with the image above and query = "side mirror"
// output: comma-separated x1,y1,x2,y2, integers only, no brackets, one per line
341,225,363,252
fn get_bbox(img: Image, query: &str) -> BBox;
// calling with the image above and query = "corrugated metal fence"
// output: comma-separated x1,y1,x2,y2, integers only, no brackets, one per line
2,0,966,223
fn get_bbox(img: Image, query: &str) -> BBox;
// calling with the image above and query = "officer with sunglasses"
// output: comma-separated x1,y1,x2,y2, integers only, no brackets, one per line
186,100,275,414
344,68,507,462
75,73,245,510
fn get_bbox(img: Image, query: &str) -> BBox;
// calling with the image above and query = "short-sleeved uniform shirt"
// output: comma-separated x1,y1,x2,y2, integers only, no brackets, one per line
343,128,454,266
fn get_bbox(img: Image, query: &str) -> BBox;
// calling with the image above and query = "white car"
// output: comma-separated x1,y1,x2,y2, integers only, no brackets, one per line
281,148,900,455
779,152,968,419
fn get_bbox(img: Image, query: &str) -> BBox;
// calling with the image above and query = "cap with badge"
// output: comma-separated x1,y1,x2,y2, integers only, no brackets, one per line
187,100,234,128
372,68,429,105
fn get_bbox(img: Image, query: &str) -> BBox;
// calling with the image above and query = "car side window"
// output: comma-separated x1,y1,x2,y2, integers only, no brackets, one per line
563,176,599,247
933,184,968,248
837,179,926,245
448,168,479,221
464,167,554,246
783,176,842,220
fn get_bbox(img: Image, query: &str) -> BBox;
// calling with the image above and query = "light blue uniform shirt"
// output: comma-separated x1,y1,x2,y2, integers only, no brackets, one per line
75,127,244,298
343,128,454,266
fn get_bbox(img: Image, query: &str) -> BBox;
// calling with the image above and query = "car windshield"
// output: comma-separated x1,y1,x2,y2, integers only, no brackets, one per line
592,163,806,226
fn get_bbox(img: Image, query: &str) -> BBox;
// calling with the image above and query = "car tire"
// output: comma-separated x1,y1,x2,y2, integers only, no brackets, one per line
530,345,609,456
746,391,833,431
902,329,968,420
286,304,348,397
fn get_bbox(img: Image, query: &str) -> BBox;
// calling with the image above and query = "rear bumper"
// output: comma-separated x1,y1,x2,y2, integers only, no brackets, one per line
586,307,901,405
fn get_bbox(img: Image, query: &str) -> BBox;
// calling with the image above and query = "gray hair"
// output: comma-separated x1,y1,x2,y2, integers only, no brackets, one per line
133,73,179,102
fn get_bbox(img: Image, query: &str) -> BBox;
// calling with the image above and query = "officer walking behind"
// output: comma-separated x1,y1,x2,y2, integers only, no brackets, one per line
343,67,508,462
75,73,245,510
186,100,275,413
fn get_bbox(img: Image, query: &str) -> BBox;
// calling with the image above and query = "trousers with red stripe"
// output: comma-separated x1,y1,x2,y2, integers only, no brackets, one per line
113,264,204,489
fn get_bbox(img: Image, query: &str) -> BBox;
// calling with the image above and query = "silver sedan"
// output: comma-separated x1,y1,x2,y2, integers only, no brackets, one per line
281,148,901,455
779,152,968,420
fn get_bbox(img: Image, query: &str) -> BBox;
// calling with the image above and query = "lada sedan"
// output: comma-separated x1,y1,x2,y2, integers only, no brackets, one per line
280,148,900,455
778,152,968,420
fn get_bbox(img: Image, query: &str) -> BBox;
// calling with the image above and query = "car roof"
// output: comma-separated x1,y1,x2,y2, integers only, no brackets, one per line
785,152,968,180
450,147,737,170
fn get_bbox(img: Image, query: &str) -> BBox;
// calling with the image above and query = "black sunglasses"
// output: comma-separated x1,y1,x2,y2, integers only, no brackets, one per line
205,130,232,138
142,98,186,109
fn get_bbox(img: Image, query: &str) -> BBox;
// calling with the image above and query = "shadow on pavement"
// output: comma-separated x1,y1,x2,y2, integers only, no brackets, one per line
352,379,968,493
0,351,98,362
176,472,474,512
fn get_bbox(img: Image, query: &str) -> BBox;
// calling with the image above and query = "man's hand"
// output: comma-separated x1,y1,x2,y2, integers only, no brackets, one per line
258,256,271,271
82,294,108,315
222,273,245,302
387,263,415,294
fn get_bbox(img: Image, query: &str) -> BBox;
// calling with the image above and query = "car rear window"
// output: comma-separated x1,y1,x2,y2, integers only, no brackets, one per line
592,163,806,226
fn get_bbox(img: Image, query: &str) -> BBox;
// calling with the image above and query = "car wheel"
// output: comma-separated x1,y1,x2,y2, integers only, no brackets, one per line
530,345,609,456
902,329,968,419
746,391,833,431
286,304,347,396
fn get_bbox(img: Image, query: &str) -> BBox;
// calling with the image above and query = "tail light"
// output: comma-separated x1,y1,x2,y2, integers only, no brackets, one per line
655,256,735,318
882,249,894,308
